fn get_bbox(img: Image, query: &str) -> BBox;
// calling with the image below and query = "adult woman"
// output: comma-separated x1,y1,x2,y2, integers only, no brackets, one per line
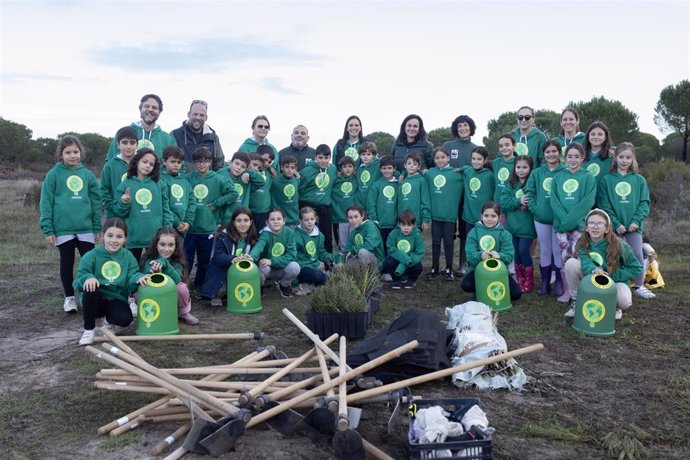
442,114,477,169
333,115,367,167
238,115,278,155
553,108,586,153
391,114,433,171
512,106,548,167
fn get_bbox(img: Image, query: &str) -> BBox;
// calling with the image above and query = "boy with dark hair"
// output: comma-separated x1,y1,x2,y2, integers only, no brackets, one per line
397,152,431,232
355,141,381,206
366,155,399,248
298,144,337,252
248,145,275,230
218,151,264,223
331,156,358,251
185,147,238,289
384,210,425,289
101,126,139,219
271,155,300,226
161,145,195,234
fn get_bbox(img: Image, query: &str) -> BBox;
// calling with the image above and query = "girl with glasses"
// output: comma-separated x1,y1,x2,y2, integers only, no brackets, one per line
512,106,548,167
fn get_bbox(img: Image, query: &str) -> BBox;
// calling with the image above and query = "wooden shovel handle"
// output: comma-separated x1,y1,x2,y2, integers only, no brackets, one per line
361,437,393,460
337,336,349,431
283,308,351,371
315,347,335,398
152,422,190,455
93,332,264,342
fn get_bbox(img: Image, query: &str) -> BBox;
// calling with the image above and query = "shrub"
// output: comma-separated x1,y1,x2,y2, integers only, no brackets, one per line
337,259,382,298
309,272,366,313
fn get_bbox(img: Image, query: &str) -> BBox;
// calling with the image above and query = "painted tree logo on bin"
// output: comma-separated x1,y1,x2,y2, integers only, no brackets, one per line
234,283,254,306
283,183,296,199
101,261,121,283
66,175,84,195
355,234,364,245
469,177,481,193
315,172,330,189
515,143,529,156
340,182,353,195
433,175,446,190
562,179,579,197
194,184,209,201
587,163,601,177
271,243,285,257
497,168,510,183
582,299,606,327
397,239,411,253
486,281,506,304
479,235,496,251
135,188,153,209
383,185,396,200
139,298,161,327
305,240,317,256
170,184,184,201
345,147,359,161
360,170,371,185
401,182,412,196
615,182,632,200
542,177,553,194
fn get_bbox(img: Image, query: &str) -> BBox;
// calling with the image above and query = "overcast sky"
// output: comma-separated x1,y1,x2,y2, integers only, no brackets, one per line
1,0,688,158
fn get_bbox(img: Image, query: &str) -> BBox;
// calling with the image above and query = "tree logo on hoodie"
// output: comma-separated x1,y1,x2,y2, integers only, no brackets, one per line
271,243,285,257
433,175,446,190
355,233,364,245
234,183,244,198
345,147,359,161
383,185,396,201
401,182,412,196
315,172,330,189
137,139,155,151
101,261,121,283
542,177,553,194
515,143,529,156
170,184,184,201
360,170,371,185
469,177,481,194
497,168,510,184
135,188,153,209
305,240,316,256
283,183,296,199
562,179,579,197
615,182,631,201
397,240,411,253
587,163,601,177
66,175,84,196
194,184,209,202
479,235,496,251
589,252,604,267
340,182,353,196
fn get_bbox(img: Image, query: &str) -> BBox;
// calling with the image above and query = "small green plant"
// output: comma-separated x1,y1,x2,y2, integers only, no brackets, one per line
337,259,382,298
309,272,366,313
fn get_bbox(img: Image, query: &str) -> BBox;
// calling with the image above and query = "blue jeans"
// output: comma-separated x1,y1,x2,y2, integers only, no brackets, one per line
297,266,328,285
513,236,534,267
184,233,214,288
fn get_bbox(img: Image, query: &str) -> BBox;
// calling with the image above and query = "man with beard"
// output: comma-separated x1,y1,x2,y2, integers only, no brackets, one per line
171,100,225,172
278,125,316,170
105,94,177,162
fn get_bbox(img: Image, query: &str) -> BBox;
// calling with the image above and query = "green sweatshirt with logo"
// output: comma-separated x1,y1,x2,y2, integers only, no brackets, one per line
271,173,300,226
553,132,586,155
501,181,536,239
298,162,337,206
597,171,650,234
161,170,195,229
550,168,597,233
442,139,476,169
578,239,642,283
465,222,514,273
366,177,399,229
106,122,177,162
185,170,238,234
217,168,264,223
100,155,129,219
525,163,565,224
331,174,358,224
513,127,548,166
426,165,463,223
140,255,184,285
355,157,381,205
462,166,495,225
397,173,431,228
344,219,384,268
584,150,613,185
248,169,273,215
73,246,145,302
386,227,425,269
114,176,173,249
249,226,297,269
40,162,102,237
492,156,515,203
294,225,334,269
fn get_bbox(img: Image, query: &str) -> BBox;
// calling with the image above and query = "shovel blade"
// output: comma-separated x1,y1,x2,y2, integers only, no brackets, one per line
262,401,304,436
199,419,246,457
182,418,218,454
347,407,362,429
332,429,365,460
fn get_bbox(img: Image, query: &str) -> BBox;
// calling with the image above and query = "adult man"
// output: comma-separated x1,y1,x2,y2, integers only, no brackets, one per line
278,125,316,170
105,94,177,161
171,100,225,172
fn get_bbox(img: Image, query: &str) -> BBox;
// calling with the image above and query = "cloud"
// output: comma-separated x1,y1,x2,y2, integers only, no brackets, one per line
259,77,300,95
87,37,321,72
1,73,73,84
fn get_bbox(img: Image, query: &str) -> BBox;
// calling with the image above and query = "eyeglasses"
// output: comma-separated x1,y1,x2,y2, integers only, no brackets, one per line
256,124,270,129
191,99,208,108
586,222,606,229
517,115,533,121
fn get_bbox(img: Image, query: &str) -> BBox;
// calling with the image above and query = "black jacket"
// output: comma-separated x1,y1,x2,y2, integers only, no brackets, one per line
171,121,225,172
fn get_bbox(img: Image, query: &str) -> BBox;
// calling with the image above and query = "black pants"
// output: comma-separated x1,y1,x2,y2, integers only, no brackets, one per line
82,289,132,330
300,201,333,252
461,270,522,301
58,239,94,297
129,247,144,265
431,220,455,270
380,228,393,254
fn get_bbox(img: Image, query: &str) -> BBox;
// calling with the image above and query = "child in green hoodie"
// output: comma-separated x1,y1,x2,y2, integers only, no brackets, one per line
294,207,335,293
562,209,642,319
367,155,399,249
461,201,522,301
462,147,495,234
248,146,276,230
583,121,614,185
298,144,337,252
271,154,301,227
74,218,149,345
344,205,385,270
383,210,425,290
101,126,138,219
355,141,381,206
331,156,358,251
40,135,101,313
397,152,431,233
161,146,195,234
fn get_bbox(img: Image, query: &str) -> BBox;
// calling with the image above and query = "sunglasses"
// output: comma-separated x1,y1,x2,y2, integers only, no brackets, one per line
517,115,533,121
256,124,270,129
190,99,208,108
586,221,606,229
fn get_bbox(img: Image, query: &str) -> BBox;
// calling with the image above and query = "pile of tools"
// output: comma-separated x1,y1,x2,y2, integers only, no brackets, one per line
88,308,544,459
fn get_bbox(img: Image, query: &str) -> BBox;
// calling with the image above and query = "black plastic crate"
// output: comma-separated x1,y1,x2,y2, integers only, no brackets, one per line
408,398,493,460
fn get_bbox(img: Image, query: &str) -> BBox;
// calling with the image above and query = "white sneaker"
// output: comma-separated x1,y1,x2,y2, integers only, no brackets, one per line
63,296,77,313
382,274,393,283
79,329,95,346
634,286,656,299
615,309,623,320
564,301,575,318
129,298,138,318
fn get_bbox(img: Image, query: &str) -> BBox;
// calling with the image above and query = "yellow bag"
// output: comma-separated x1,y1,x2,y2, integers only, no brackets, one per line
644,260,665,289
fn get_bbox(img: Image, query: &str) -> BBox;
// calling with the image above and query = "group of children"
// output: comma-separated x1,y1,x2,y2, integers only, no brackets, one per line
38,109,656,345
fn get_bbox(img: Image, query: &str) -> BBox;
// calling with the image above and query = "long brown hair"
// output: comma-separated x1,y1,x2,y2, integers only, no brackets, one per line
145,227,188,281
575,209,623,274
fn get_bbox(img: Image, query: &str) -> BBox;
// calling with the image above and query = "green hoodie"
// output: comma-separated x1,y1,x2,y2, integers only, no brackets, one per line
73,246,145,302
161,170,195,229
584,150,613,185
442,138,476,169
356,157,381,205
344,219,384,268
331,174,358,224
462,167,495,225
140,256,184,285
597,171,650,234
106,122,177,162
238,137,279,169
553,132,586,155
578,239,642,284
40,162,102,237
465,222,514,273
367,176,399,229
550,168,597,233
217,167,264,222
525,162,565,224
513,127,548,166
114,176,173,248
298,162,337,206
492,156,515,203
185,170,238,234
386,227,425,268
100,155,129,219
249,226,297,269
248,169,273,215
271,173,300,226
294,225,335,269
397,173,431,228
501,181,537,239
426,165,463,222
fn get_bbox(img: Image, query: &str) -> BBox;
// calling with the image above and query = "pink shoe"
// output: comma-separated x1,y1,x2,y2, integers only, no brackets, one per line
179,312,199,325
